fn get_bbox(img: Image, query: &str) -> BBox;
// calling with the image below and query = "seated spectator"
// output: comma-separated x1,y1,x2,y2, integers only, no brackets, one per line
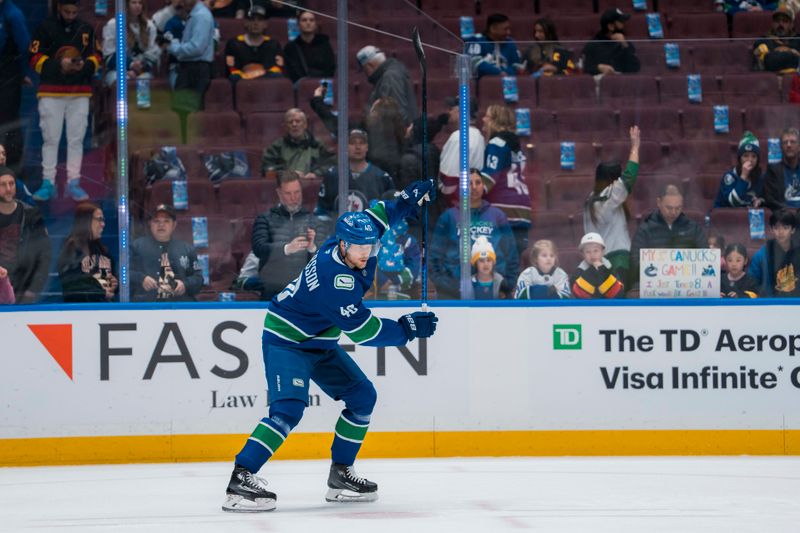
629,184,706,289
430,169,519,299
224,1,284,82
0,144,33,206
283,10,336,83
316,129,396,218
231,251,263,292
571,232,624,299
523,18,575,77
356,45,417,124
481,104,531,255
749,208,800,296
584,126,640,282
102,0,160,85
252,171,320,300
152,0,184,33
0,167,51,304
708,233,728,272
375,218,420,300
722,243,759,298
471,236,511,299
261,108,335,178
753,5,800,72
0,265,13,304
582,8,640,75
725,0,777,14
514,239,571,299
715,131,765,208
439,96,485,207
465,13,524,78
57,202,118,302
763,127,800,209
130,204,203,301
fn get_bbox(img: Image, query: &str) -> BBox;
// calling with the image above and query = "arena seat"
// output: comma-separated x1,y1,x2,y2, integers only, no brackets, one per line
146,180,219,216
690,41,752,74
599,75,659,107
236,78,296,113
186,111,243,146
217,179,278,218
244,112,287,145
680,105,744,140
619,107,682,142
730,11,774,39
538,0,595,15
722,73,782,107
556,108,618,141
659,73,723,105
532,141,599,177
538,75,597,108
204,79,235,112
659,0,716,14
546,175,596,213
667,13,728,39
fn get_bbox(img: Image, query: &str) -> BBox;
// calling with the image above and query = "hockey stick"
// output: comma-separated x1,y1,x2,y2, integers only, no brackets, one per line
411,26,430,311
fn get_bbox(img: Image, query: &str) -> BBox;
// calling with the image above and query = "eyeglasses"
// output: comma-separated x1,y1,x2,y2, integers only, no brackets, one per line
93,216,106,222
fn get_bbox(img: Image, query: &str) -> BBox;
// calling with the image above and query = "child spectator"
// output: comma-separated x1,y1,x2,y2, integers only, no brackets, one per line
571,232,624,299
0,266,15,304
471,236,510,300
708,233,727,272
714,131,765,208
748,208,800,296
722,243,760,298
514,239,570,299
523,18,575,77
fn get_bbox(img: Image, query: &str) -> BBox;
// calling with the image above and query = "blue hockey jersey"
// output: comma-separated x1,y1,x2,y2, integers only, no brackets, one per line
263,200,414,349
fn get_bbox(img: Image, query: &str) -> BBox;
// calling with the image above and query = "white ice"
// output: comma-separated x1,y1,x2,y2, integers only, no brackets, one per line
3,457,800,532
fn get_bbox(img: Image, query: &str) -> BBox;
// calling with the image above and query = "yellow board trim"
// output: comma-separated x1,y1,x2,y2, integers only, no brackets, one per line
2,430,800,466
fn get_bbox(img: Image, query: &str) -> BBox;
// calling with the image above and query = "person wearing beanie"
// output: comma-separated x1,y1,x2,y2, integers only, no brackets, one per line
714,130,765,208
571,232,624,299
470,236,510,299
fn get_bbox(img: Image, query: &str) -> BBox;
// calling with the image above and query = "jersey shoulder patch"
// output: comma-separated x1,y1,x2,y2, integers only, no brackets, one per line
723,172,736,186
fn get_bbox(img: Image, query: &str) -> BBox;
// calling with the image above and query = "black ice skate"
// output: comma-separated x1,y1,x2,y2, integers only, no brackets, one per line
325,462,379,502
222,465,277,512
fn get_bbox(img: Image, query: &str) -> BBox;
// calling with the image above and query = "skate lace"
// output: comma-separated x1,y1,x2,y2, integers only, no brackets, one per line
344,466,367,484
241,470,268,490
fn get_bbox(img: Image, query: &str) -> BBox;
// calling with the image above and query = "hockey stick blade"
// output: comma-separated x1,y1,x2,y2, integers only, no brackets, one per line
411,27,427,70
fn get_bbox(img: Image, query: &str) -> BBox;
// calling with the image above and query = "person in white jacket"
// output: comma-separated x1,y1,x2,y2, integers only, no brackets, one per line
101,0,161,85
438,96,485,206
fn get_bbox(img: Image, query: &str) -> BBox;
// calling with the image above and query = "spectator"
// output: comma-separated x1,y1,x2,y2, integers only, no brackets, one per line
152,0,184,33
0,265,13,304
57,202,118,302
375,218,420,300
514,239,571,299
225,1,284,82
398,113,444,192
252,171,319,300
523,18,575,77
438,96,486,207
0,143,33,206
0,167,51,304
763,127,800,209
0,0,30,171
464,13,524,77
480,104,531,256
316,129,396,218
283,10,336,83
714,131,765,208
261,108,335,178
721,243,759,298
748,208,800,296
725,0,778,14
471,236,511,299
753,5,800,72
102,0,160,86
584,126,640,282
364,97,407,180
430,169,519,299
629,184,706,289
708,233,728,272
29,0,102,202
356,45,417,124
210,0,247,18
130,204,203,301
582,8,640,75
571,232,625,299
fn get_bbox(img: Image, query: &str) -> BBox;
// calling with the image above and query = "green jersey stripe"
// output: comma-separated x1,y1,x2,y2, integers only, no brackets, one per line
264,313,308,343
344,315,382,344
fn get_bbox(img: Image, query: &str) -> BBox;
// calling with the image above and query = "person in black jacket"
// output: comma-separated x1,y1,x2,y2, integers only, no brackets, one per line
224,2,284,81
283,10,335,83
131,204,203,301
253,171,320,300
763,127,800,210
629,184,706,290
0,167,51,303
581,8,640,76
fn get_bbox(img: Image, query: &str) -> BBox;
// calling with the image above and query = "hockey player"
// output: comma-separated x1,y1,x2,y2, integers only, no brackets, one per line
223,179,439,512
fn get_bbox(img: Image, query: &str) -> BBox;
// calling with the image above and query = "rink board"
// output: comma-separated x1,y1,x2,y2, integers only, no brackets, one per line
2,301,800,465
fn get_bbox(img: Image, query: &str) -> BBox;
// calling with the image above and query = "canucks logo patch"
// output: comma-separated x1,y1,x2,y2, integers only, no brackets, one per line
292,378,304,387
334,274,355,290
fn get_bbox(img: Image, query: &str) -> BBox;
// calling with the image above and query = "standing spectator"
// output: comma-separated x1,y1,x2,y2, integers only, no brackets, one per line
282,10,335,83
571,232,625,299
57,202,118,302
748,208,800,296
102,0,161,86
763,127,800,209
752,5,800,72
430,169,519,299
523,18,575,77
252,171,319,300
364,97,407,180
29,0,101,202
0,0,30,171
514,239,571,299
225,1,284,82
582,8,640,75
470,236,511,299
356,45,417,124
721,243,759,298
714,131,765,208
584,126,640,282
480,104,531,256
398,113,444,192
629,184,706,289
152,0,184,33
130,204,203,301
0,143,33,206
464,13,524,77
261,108,335,178
0,167,51,303
316,129,396,218
439,96,485,207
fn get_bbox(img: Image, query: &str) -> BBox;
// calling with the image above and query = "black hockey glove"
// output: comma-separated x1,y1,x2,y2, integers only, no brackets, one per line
398,311,438,340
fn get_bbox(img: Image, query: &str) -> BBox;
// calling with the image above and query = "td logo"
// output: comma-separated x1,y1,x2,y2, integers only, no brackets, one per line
553,324,582,350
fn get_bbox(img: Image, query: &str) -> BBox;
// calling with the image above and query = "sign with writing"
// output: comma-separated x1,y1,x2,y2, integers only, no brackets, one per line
639,248,721,298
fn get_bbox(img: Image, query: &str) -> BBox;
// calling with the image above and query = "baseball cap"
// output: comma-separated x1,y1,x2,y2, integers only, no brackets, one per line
600,8,631,28
579,232,606,250
773,5,795,21
150,204,177,220
356,45,382,67
349,128,368,141
247,2,268,19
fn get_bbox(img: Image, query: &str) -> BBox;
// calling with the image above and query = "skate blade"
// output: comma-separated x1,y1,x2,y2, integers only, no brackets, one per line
325,487,379,503
222,493,277,512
